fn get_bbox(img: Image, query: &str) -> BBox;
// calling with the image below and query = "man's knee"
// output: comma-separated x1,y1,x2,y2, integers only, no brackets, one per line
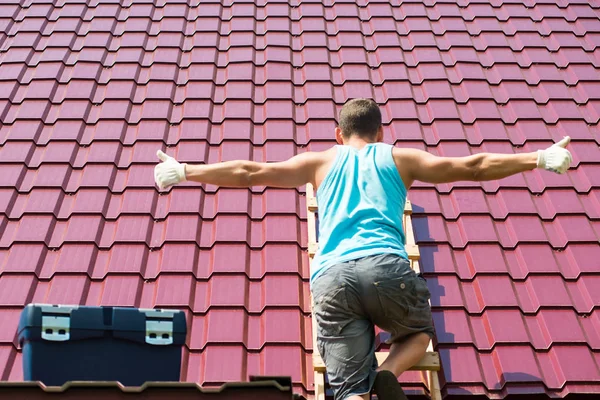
414,332,431,356
415,332,432,345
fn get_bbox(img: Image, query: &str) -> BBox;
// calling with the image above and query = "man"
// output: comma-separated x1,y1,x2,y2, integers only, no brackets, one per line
154,99,572,400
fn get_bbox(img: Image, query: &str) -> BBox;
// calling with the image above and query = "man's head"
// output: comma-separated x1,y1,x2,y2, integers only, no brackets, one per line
335,98,384,144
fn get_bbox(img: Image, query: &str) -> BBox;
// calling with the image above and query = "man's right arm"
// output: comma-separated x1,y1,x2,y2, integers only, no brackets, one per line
394,137,572,187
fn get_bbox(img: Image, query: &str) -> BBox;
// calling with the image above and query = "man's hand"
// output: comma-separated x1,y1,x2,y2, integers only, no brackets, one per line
536,136,572,174
154,150,187,190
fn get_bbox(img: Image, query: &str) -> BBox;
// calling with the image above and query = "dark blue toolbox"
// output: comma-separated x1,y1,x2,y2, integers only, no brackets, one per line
17,304,187,386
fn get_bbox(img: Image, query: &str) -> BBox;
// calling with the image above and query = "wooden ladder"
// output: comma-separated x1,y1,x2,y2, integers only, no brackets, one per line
306,183,442,400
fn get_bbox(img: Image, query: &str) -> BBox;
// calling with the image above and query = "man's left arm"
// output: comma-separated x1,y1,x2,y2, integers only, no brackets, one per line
154,149,321,190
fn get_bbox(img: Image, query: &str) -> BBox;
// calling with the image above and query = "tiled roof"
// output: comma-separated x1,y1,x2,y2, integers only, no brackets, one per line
0,380,297,400
0,0,599,398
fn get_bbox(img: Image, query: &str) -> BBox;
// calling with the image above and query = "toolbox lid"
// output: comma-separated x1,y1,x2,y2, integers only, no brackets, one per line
18,304,187,346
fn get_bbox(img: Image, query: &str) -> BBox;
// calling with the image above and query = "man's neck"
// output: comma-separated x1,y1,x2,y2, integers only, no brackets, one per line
342,137,378,149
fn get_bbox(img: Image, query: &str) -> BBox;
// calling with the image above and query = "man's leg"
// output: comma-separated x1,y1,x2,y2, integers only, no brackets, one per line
377,332,431,376
370,333,430,400
316,317,378,400
312,263,378,400
356,254,436,399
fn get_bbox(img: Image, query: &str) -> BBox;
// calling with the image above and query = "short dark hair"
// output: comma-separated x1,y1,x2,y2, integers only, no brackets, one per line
338,98,382,139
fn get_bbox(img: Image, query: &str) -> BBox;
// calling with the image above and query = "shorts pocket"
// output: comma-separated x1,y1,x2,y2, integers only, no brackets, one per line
373,275,413,321
373,274,430,324
313,284,350,337
405,277,433,327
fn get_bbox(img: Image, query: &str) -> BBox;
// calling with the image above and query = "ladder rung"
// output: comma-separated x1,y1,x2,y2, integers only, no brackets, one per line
404,200,412,215
308,242,318,257
313,351,440,372
307,196,318,212
406,244,420,260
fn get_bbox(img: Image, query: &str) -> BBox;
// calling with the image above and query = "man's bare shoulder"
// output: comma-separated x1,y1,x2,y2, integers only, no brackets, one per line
391,146,427,160
308,146,339,188
300,146,338,164
390,146,432,188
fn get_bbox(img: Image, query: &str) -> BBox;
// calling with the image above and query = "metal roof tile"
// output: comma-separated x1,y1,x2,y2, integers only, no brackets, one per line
155,274,195,308
414,214,600,249
0,275,35,306
261,275,305,309
533,309,590,347
429,274,600,314
202,346,245,383
439,346,482,384
205,309,247,345
40,244,96,278
41,275,90,304
514,244,563,277
153,244,198,275
203,189,250,216
92,275,139,308
93,244,145,277
486,310,534,346
188,313,207,350
259,346,307,382
0,121,40,143
204,275,247,309
107,189,155,217
551,345,600,384
251,216,303,245
201,215,248,244
566,243,600,277
0,189,16,217
475,276,520,309
155,188,202,218
0,309,20,344
105,216,154,244
0,244,45,275
547,215,599,244
99,81,136,101
8,189,60,218
153,214,200,244
57,189,107,217
1,216,53,246
525,275,573,310
0,345,13,380
210,244,250,275
578,275,600,311
432,309,474,346
429,275,472,309
47,216,101,247
495,346,544,384
34,141,80,166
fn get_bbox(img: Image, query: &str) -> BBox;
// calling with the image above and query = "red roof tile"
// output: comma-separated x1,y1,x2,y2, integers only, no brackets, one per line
1,0,599,398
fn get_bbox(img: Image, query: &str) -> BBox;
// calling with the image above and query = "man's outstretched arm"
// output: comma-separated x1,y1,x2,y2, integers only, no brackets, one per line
396,136,573,186
153,150,321,190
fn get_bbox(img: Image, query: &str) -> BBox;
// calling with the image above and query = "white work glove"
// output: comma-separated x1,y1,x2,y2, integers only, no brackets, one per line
536,136,572,174
154,150,187,190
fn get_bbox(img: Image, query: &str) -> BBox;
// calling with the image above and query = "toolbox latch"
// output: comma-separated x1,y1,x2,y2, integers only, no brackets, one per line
36,304,79,342
141,308,177,345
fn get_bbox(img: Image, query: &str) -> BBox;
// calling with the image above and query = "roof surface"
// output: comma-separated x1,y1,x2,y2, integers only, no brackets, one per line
0,381,295,400
0,0,599,398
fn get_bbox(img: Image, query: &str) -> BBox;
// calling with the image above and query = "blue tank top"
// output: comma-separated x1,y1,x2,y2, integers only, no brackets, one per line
311,143,409,284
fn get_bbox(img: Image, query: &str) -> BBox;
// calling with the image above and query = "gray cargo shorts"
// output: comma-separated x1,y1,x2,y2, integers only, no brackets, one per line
311,253,434,400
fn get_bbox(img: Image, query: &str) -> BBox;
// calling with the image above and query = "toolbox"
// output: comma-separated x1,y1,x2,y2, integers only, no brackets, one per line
17,304,187,386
